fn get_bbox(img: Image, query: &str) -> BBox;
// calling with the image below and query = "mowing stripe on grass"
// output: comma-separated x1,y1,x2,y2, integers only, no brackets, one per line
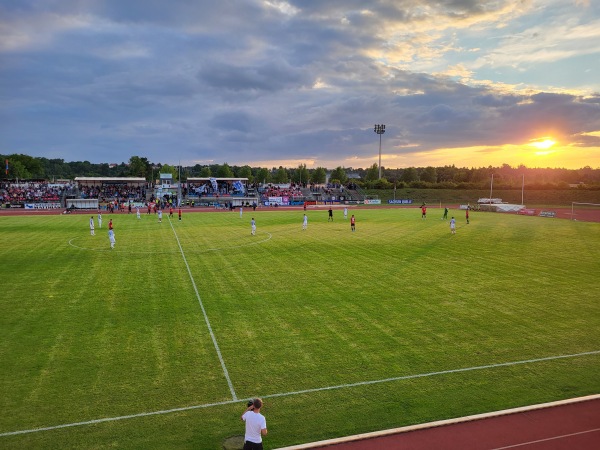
1,350,598,437
167,217,238,401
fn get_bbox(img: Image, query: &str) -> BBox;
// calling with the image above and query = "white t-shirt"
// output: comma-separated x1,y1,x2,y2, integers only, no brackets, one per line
242,411,266,443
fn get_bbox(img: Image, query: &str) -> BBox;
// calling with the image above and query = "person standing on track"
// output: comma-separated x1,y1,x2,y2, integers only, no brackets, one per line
241,398,267,450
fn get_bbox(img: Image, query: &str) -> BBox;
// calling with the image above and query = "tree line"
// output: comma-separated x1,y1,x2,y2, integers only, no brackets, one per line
2,153,599,190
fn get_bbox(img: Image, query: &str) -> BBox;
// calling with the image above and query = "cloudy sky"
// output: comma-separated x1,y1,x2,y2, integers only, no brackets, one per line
1,0,599,170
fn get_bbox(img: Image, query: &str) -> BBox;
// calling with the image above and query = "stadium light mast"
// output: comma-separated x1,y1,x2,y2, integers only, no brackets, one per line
374,124,386,179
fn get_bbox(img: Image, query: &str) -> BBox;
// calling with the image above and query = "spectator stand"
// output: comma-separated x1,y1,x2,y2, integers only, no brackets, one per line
259,183,306,206
72,177,147,211
185,177,257,208
1,180,69,209
303,183,360,205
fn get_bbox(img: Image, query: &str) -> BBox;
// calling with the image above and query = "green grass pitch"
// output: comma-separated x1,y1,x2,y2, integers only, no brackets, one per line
1,207,599,449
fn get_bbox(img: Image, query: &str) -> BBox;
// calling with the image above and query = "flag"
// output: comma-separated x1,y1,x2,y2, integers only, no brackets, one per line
210,177,218,192
233,180,244,192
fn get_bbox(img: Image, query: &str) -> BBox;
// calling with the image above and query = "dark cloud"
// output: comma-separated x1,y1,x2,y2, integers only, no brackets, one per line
197,59,313,93
0,1,598,168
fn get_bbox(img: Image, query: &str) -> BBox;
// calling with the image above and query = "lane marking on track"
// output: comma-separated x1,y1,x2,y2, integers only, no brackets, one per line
490,428,600,449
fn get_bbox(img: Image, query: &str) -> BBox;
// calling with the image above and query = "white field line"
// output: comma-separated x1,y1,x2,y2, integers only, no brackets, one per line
167,217,238,401
1,350,599,437
261,350,600,399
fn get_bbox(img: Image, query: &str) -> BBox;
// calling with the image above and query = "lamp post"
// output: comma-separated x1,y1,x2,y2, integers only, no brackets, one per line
374,124,386,179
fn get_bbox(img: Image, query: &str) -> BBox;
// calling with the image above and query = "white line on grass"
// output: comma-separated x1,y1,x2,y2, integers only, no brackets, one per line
1,350,598,437
262,350,600,399
167,217,238,401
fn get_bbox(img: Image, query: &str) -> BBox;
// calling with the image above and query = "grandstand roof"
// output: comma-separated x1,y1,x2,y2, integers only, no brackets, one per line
74,177,146,185
187,178,248,181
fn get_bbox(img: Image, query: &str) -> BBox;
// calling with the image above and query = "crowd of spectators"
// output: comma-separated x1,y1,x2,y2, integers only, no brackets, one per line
78,183,146,202
186,181,246,197
259,183,304,199
0,182,69,205
1,178,361,208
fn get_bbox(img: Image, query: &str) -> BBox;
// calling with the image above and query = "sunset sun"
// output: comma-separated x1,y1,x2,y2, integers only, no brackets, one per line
529,138,556,150
528,138,557,156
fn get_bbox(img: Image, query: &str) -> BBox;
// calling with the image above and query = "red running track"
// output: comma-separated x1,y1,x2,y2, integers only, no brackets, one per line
278,396,600,450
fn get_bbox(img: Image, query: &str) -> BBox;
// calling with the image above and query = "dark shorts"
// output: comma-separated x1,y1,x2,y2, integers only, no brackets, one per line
244,441,263,450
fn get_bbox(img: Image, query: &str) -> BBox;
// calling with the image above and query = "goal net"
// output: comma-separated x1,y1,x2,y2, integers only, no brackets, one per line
570,202,600,222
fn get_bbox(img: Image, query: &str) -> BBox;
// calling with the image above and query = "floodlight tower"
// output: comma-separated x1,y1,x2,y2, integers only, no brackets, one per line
374,124,386,179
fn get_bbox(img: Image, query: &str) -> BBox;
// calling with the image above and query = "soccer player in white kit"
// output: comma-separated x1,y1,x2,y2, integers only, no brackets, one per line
302,214,308,230
108,229,116,249
450,217,456,234
344,207,348,219
136,207,141,219
98,212,102,228
240,206,243,218
158,210,162,223
251,218,256,235
89,216,95,235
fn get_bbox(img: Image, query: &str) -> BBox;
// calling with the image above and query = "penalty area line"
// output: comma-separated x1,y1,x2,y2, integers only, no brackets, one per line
1,350,598,438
